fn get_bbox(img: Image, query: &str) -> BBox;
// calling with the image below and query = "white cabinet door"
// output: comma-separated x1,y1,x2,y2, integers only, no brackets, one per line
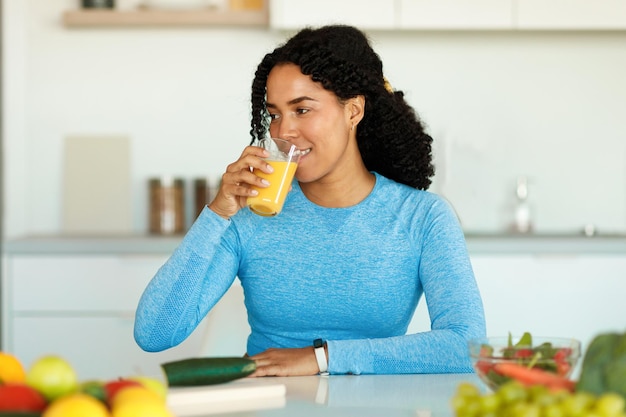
471,254,626,353
399,0,514,29
9,255,165,312
13,316,210,381
516,0,626,29
4,254,250,380
269,0,395,30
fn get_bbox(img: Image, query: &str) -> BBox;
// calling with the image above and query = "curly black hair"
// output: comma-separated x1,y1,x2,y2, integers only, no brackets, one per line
250,25,434,190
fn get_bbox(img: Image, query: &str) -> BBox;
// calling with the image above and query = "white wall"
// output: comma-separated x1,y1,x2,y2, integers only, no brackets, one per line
3,0,626,238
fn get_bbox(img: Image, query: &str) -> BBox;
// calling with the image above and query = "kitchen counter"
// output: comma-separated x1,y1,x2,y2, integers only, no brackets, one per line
184,373,481,417
4,233,626,255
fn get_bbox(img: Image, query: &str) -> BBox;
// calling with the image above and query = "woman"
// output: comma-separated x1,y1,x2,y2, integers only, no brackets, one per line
134,25,486,376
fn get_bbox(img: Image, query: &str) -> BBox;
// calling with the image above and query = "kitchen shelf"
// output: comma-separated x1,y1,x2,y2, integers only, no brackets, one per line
62,7,268,28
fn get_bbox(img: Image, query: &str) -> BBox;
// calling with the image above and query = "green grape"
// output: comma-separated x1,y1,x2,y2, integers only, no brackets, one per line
497,381,528,405
560,392,596,417
451,394,468,414
527,384,559,408
527,384,548,398
455,396,481,417
451,389,482,417
543,403,565,417
457,382,482,398
451,381,626,417
593,393,626,417
478,393,500,414
507,401,541,417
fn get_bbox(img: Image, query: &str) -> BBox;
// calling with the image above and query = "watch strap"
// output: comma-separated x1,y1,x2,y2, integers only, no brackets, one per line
313,338,329,375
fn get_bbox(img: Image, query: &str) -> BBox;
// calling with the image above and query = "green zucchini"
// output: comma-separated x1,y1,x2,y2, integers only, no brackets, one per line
161,357,256,387
0,413,41,417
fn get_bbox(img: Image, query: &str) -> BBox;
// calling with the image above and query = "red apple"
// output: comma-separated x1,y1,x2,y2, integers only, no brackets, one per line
104,378,142,404
0,383,47,412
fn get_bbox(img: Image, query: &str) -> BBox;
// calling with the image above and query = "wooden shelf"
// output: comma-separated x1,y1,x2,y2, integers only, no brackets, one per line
63,7,268,27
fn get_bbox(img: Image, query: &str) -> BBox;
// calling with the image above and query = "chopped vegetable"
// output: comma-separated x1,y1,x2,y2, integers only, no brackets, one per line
493,362,576,392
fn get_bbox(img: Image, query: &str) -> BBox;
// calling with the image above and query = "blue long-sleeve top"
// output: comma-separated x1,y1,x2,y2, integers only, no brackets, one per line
134,172,486,374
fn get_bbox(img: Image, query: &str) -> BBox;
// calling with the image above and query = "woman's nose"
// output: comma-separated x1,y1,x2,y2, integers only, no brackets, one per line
273,116,297,140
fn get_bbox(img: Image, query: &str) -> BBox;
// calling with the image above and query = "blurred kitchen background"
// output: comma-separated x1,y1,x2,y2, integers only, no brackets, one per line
1,0,625,379
3,0,626,238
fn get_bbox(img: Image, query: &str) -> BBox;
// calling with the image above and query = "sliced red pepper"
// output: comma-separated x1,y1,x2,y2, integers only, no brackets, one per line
553,348,571,362
514,348,534,358
475,360,493,374
556,361,571,376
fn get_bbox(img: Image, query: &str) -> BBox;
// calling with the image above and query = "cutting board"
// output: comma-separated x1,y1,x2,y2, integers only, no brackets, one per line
167,379,286,416
62,135,132,234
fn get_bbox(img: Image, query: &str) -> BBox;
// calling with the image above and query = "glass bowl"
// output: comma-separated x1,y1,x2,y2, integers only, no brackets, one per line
468,335,581,391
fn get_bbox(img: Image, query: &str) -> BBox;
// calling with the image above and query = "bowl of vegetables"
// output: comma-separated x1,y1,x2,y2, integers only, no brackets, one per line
469,333,581,391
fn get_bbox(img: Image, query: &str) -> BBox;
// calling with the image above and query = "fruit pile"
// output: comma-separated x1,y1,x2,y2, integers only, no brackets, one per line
452,381,625,417
0,351,173,417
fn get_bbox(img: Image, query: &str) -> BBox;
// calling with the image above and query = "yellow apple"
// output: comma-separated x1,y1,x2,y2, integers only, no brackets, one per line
128,376,167,400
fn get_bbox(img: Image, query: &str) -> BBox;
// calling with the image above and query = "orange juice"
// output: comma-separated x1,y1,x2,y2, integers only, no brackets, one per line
247,160,298,216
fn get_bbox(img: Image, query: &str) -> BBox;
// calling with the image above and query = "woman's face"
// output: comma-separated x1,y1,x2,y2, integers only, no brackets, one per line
265,63,362,184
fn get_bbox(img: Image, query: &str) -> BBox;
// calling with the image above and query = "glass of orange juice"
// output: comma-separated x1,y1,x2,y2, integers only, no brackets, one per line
247,138,301,217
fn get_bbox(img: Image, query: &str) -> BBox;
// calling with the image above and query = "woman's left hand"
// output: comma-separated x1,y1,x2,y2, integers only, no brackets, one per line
248,347,321,377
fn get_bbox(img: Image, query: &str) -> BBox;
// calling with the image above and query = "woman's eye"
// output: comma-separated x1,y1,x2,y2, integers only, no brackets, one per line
296,108,309,115
269,113,280,121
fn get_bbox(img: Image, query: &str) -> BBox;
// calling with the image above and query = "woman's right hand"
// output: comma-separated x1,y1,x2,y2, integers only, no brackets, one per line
208,144,274,219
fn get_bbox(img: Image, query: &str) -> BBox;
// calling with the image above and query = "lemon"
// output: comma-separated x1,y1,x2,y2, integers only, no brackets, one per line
43,393,110,417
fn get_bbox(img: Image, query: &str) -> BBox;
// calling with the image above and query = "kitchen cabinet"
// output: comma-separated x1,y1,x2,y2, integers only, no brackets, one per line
268,0,394,30
398,0,514,30
516,0,626,30
2,253,249,380
61,0,626,30
269,0,626,31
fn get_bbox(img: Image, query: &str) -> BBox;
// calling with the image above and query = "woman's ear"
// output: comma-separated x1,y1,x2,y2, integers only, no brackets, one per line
348,95,365,128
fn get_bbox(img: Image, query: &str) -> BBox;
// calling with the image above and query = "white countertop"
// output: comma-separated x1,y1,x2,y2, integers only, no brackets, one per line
188,374,482,417
4,233,626,255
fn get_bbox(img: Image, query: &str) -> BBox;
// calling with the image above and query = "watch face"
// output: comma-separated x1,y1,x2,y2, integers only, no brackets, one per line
314,338,323,348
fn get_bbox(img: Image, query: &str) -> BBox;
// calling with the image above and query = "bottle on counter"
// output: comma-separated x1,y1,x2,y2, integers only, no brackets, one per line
82,0,115,8
510,176,533,234
149,176,185,235
193,177,213,220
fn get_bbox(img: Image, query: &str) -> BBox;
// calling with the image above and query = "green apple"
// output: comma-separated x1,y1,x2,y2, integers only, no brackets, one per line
26,355,78,401
128,375,167,400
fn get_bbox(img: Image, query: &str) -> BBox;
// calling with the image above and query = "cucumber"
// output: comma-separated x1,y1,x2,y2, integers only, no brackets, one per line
161,357,256,387
0,413,41,417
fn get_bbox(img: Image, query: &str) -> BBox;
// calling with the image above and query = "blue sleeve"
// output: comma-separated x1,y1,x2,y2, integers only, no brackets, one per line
327,198,486,374
133,207,239,352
